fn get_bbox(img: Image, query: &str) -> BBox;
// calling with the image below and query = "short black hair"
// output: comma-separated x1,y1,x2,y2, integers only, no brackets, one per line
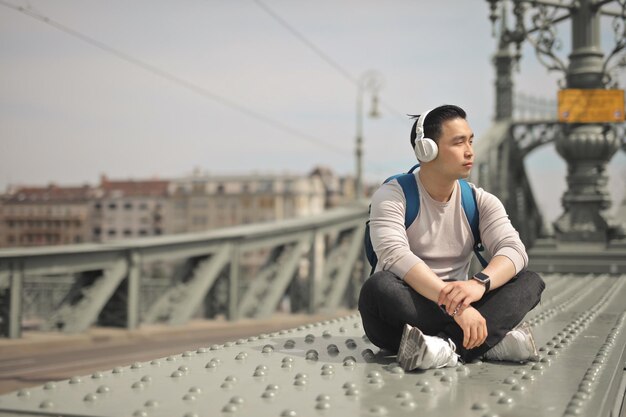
409,104,467,148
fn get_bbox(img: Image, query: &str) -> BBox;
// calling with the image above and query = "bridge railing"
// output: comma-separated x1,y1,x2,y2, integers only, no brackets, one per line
0,204,369,339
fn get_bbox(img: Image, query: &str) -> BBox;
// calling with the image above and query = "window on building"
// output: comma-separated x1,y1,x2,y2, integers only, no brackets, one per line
94,203,102,210
124,202,133,210
108,203,117,210
154,228,162,235
108,229,117,236
217,184,225,194
139,202,148,210
74,236,82,243
93,227,101,235
139,229,148,236
123,229,132,237
7,235,14,244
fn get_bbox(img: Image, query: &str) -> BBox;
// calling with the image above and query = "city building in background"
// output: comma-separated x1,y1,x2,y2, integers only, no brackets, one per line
0,166,357,248
91,176,169,243
0,184,93,247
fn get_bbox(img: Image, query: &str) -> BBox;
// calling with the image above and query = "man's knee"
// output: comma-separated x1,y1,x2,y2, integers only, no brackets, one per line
516,269,546,306
358,271,398,310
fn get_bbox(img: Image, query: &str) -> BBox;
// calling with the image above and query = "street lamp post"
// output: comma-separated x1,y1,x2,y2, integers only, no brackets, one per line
355,71,383,201
487,0,626,243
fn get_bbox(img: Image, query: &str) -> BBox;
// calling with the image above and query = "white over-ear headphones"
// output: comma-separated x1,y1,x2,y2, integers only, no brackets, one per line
413,109,438,162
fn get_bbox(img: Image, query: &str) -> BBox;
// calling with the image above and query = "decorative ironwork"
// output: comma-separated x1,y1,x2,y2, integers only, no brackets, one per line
488,0,626,88
602,0,626,87
510,120,561,157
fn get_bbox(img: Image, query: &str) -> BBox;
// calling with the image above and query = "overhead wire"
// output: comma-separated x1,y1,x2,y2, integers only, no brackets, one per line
0,0,349,156
251,0,409,125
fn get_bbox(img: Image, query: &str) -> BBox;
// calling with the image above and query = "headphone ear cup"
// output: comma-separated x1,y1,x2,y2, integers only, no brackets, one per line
414,138,438,162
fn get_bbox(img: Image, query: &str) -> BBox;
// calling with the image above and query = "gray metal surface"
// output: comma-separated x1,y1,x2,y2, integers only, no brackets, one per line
1,273,625,417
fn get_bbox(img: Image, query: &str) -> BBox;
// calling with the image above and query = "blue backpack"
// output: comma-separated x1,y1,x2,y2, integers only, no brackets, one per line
364,164,488,274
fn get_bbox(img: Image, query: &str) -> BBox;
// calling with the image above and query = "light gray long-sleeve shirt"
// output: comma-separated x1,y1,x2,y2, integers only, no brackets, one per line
369,173,528,280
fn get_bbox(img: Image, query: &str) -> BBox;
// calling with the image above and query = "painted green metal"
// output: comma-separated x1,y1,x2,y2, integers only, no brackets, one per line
0,206,369,338
42,259,128,333
1,273,625,417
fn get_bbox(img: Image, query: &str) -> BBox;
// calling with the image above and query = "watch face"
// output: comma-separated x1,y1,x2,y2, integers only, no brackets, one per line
474,272,489,282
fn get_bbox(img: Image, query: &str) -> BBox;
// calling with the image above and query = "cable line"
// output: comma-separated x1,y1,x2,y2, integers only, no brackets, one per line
252,0,408,124
0,0,349,155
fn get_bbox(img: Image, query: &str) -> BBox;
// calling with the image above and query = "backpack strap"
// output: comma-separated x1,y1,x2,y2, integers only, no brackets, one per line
459,180,489,268
395,174,420,229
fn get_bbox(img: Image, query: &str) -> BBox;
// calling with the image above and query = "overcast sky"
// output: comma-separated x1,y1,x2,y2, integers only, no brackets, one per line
1,0,624,222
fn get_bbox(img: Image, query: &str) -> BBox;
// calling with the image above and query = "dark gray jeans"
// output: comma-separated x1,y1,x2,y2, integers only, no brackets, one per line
358,270,545,362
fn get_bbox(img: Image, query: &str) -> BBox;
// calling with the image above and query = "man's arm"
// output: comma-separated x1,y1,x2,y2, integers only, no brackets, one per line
439,188,527,315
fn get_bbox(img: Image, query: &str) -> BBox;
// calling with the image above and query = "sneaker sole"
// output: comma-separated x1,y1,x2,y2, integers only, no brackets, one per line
397,324,427,371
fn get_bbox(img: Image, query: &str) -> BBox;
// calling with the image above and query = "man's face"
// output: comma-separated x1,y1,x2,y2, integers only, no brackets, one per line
430,117,474,180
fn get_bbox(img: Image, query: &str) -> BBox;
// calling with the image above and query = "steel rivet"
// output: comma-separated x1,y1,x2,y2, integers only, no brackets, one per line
144,400,158,408
43,382,56,390
69,377,82,384
262,345,274,353
306,350,319,361
39,400,54,409
390,366,405,375
401,400,417,410
222,404,238,413
368,405,388,415
503,377,518,385
16,389,29,396
171,371,184,378
316,402,331,410
280,410,297,417
91,372,104,379
472,402,489,410
97,385,110,394
498,396,514,405
131,382,144,390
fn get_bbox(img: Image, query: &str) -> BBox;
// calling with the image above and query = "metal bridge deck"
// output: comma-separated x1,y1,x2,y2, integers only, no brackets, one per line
1,273,625,417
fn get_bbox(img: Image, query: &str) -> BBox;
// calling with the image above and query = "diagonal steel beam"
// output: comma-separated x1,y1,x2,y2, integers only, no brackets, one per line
318,225,365,310
165,245,231,325
42,258,127,333
239,234,312,318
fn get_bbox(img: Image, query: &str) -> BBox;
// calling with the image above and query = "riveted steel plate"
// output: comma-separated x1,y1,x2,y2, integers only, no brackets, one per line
1,274,625,417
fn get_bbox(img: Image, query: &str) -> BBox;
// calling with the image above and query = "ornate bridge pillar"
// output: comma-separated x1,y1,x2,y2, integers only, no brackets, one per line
554,124,620,241
553,0,622,242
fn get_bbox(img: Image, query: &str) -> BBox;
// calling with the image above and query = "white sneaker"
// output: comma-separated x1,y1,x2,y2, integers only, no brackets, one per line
397,324,459,370
483,322,538,362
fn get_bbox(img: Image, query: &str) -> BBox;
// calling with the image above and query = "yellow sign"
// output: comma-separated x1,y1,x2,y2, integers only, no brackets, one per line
558,89,625,123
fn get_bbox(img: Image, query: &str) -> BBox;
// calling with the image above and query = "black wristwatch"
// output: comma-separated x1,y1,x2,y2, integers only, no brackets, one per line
471,272,491,295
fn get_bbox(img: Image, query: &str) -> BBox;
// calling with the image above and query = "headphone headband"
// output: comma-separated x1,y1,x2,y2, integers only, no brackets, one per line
415,109,431,140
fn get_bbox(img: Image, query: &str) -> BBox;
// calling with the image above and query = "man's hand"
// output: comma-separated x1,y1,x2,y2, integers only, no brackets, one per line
453,306,488,349
438,280,485,316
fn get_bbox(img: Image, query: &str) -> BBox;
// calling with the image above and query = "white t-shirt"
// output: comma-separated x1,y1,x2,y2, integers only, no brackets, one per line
369,173,528,280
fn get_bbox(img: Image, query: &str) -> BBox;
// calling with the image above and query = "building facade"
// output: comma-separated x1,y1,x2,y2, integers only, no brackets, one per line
0,168,355,248
164,172,326,234
91,176,168,243
0,184,93,247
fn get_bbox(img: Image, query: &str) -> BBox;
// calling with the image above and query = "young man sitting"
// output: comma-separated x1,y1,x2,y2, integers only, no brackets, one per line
358,104,545,370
